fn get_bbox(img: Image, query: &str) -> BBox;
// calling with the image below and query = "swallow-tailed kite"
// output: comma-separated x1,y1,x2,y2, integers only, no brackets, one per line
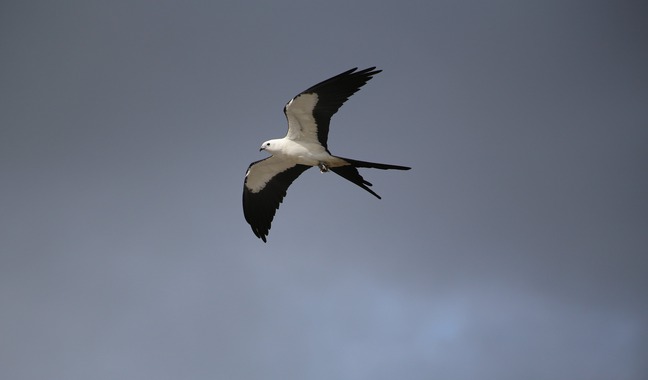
243,67,411,242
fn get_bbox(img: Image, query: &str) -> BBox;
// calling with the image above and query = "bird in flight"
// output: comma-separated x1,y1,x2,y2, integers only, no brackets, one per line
243,67,411,242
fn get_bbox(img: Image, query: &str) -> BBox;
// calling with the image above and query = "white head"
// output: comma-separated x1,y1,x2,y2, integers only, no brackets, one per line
259,139,283,154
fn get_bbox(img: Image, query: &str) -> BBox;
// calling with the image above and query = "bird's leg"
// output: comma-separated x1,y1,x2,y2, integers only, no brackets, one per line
318,162,329,173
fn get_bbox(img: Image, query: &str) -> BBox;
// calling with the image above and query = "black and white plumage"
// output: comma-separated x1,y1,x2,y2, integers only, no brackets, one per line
243,67,411,242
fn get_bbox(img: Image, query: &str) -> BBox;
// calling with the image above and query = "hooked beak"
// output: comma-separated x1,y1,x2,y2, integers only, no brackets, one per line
259,146,265,152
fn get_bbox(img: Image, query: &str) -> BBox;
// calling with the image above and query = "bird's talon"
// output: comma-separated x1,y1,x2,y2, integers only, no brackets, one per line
318,163,329,173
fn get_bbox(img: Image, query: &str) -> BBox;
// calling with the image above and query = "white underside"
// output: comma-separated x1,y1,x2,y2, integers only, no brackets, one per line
245,139,350,193
276,139,347,167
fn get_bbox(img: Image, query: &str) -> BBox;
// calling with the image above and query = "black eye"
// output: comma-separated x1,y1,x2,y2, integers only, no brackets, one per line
266,143,270,146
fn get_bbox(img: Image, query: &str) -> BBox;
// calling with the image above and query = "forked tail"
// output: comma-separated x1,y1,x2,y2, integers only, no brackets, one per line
330,157,411,199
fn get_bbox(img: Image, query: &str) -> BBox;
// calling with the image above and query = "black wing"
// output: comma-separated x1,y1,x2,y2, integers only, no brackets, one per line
243,157,311,242
284,67,381,149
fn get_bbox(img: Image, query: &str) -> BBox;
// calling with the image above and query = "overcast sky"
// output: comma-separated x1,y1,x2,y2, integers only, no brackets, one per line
1,1,647,379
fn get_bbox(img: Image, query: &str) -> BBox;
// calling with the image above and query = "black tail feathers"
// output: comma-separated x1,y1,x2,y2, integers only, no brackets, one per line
339,157,411,171
330,157,411,199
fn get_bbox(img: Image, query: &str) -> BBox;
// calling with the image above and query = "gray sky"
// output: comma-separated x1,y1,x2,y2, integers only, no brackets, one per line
1,1,647,379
